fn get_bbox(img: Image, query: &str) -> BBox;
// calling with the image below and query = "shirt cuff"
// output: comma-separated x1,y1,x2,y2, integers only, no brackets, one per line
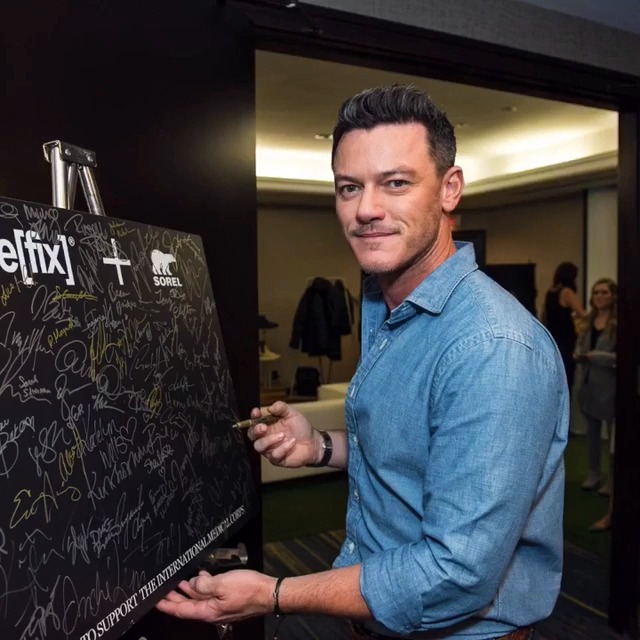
360,546,423,634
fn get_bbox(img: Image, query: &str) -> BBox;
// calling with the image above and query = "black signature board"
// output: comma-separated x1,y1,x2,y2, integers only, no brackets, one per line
0,196,257,640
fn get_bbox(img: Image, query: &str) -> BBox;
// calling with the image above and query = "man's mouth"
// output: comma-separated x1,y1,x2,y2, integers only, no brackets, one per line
352,227,397,238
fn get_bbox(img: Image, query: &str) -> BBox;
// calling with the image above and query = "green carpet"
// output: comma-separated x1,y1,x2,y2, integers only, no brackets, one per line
563,433,612,560
262,472,349,544
262,435,612,560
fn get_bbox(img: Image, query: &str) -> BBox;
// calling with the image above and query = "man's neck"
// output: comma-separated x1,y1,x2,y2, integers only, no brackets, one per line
380,236,457,311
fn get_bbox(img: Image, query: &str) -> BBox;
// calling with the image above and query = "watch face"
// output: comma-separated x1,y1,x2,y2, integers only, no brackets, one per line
319,431,332,464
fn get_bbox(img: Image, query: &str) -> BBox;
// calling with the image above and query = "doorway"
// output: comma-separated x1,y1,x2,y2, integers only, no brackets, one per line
244,2,640,637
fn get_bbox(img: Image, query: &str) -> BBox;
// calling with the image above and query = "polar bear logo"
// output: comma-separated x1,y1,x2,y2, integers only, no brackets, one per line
151,249,177,275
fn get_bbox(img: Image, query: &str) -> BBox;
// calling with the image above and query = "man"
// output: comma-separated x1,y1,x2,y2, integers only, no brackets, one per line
157,85,568,639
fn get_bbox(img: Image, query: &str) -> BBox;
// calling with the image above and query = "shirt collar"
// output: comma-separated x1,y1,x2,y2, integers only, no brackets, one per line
363,242,478,315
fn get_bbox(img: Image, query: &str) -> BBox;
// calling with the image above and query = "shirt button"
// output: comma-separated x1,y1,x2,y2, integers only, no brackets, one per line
352,434,359,445
348,541,356,553
354,490,360,501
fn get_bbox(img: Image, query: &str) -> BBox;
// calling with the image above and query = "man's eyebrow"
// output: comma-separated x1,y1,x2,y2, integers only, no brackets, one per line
379,167,417,178
334,174,359,183
334,168,417,182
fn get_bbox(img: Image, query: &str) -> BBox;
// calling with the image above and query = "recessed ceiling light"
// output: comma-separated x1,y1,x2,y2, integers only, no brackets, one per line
314,133,333,140
454,122,469,129
502,105,518,113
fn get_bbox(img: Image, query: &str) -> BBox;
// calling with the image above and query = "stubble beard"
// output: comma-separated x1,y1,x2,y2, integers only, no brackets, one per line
354,230,439,279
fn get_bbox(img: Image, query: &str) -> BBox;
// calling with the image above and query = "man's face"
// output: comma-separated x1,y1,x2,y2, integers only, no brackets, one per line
333,122,461,276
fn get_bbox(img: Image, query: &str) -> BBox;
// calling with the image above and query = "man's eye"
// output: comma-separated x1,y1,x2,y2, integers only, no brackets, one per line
387,180,408,188
338,184,359,195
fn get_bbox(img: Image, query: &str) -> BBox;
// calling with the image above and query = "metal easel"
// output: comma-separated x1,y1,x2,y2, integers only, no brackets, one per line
42,141,248,639
43,140,106,215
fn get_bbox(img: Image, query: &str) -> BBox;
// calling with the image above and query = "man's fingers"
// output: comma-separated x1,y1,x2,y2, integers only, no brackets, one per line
254,433,297,462
247,422,272,442
265,438,297,465
253,431,286,453
268,400,290,418
190,572,224,597
176,580,209,600
156,598,215,622
273,438,297,459
251,402,289,421
162,589,190,603
157,569,272,625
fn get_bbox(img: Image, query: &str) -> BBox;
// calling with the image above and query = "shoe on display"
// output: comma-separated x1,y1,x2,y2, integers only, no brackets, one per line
258,314,279,329
259,343,281,362
581,472,601,491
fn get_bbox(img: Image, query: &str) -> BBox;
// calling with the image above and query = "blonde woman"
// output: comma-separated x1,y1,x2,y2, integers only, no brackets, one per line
574,278,617,505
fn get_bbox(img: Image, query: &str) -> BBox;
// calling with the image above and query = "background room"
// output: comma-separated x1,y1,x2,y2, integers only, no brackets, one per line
255,50,617,396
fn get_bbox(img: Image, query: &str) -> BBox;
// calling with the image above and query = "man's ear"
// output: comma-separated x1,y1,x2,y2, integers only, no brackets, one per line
441,166,465,214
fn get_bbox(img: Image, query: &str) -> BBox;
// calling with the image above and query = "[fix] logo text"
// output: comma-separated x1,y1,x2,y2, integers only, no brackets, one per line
0,229,75,286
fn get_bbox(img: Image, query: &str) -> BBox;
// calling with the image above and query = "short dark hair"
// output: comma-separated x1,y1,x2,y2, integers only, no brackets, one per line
331,84,456,176
552,262,579,291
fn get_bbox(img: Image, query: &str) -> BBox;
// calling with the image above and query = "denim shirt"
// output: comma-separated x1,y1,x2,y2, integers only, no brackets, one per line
334,243,568,638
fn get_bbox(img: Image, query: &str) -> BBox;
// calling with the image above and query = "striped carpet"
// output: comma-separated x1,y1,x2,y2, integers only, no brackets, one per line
264,530,351,640
263,531,623,640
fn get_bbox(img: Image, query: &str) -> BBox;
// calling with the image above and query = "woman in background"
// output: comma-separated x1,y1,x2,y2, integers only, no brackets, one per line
574,278,617,506
543,262,585,391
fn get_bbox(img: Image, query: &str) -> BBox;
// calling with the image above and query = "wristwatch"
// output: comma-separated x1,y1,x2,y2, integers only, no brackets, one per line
307,429,333,467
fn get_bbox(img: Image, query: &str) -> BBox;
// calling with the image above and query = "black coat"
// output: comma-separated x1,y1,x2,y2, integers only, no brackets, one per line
289,278,352,360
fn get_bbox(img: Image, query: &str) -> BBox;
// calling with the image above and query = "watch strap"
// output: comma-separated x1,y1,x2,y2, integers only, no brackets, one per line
307,429,333,467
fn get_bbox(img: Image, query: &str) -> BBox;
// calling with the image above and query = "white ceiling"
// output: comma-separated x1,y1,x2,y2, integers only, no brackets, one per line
256,51,617,199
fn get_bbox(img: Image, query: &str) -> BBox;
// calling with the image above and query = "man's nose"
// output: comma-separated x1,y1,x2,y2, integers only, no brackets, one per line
356,186,385,223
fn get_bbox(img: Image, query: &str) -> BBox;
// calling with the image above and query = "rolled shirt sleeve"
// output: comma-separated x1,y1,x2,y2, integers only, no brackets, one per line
360,335,565,633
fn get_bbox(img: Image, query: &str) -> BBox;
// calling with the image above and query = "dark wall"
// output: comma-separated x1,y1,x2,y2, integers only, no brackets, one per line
610,109,640,636
2,2,261,638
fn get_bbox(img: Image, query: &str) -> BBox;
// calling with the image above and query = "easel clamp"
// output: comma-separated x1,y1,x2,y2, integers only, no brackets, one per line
43,140,97,168
43,139,105,216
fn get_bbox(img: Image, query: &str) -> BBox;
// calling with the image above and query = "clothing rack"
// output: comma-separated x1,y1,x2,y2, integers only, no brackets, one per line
305,276,355,326
289,276,359,393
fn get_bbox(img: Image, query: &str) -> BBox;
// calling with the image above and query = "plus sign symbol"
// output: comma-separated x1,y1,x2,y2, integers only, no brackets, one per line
102,238,132,285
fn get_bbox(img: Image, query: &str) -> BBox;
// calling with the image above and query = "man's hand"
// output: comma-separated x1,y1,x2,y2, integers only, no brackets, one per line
156,570,276,624
158,565,370,623
246,401,324,468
